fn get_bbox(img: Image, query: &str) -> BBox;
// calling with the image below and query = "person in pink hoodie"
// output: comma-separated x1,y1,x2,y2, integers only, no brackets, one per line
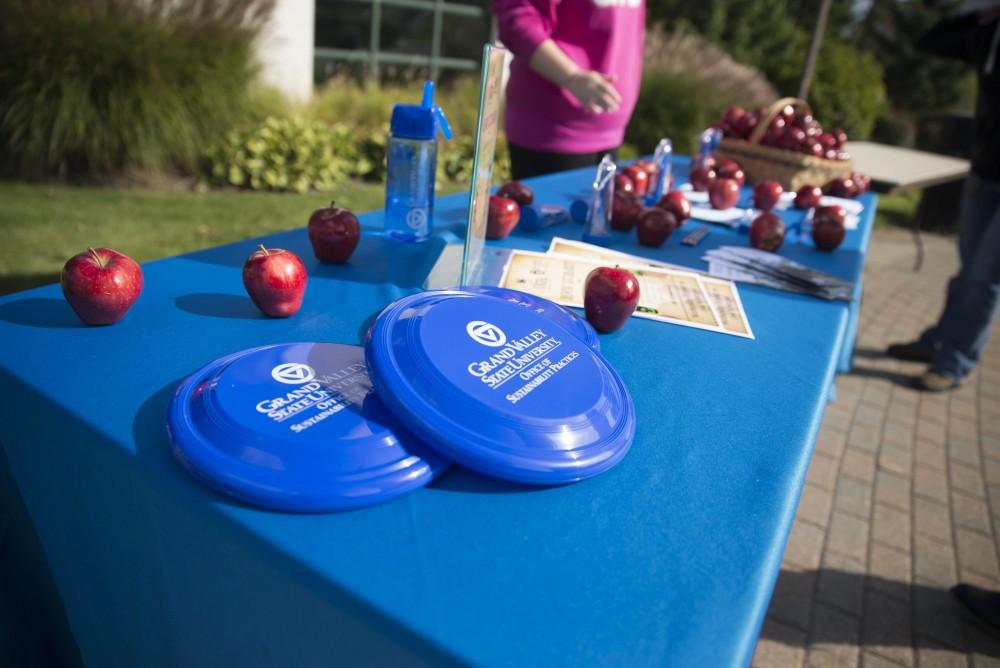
493,0,646,179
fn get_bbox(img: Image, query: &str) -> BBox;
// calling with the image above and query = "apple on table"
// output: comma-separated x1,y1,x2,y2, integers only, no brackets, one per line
715,160,745,187
753,181,784,212
614,173,636,195
487,195,520,240
708,178,740,210
688,166,716,192
656,191,692,226
812,205,847,252
794,185,823,210
624,165,650,197
496,180,534,207
636,208,678,248
243,245,308,317
611,191,643,232
61,247,143,326
584,267,640,333
749,212,787,252
308,201,361,264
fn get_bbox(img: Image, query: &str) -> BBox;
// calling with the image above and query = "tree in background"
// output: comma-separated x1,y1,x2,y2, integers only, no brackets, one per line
857,0,971,113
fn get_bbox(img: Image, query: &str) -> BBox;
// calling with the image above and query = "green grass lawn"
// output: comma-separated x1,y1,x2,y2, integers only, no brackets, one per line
0,181,395,295
873,190,921,229
0,180,925,297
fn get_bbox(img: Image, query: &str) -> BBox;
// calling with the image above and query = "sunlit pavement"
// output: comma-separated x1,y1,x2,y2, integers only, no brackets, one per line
752,228,1000,667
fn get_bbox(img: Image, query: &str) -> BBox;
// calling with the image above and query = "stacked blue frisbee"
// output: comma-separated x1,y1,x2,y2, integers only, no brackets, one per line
168,288,635,511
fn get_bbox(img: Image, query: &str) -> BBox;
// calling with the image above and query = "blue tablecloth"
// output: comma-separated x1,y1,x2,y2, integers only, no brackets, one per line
0,158,876,667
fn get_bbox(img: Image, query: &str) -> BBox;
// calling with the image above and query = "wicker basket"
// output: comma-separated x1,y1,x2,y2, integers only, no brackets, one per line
715,97,852,191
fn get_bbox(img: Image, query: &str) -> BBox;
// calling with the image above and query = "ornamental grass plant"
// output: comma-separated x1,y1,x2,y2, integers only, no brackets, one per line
0,0,273,178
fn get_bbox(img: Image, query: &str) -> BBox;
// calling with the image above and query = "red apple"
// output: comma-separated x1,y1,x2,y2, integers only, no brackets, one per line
826,177,857,198
792,112,815,129
777,104,796,124
614,173,636,195
60,247,143,326
836,150,852,162
815,204,847,226
716,160,746,186
708,178,740,210
308,201,360,264
243,245,307,317
812,208,847,251
636,208,678,248
753,181,784,211
794,185,823,210
689,166,716,192
851,172,871,194
723,106,746,128
584,267,640,333
611,191,644,231
656,191,692,225
833,128,849,147
734,113,758,139
818,132,837,149
761,127,785,147
487,195,520,239
749,212,786,252
496,180,534,206
624,165,650,196
634,159,658,177
783,127,807,150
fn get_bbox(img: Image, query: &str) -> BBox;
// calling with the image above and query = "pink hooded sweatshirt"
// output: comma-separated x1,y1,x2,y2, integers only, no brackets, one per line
493,0,645,154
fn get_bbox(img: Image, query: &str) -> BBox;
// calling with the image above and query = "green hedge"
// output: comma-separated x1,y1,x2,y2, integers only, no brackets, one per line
626,69,722,156
198,76,511,193
0,0,268,177
790,38,887,140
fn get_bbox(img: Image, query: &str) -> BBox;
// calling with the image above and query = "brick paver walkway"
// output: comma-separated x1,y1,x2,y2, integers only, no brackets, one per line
752,228,1000,668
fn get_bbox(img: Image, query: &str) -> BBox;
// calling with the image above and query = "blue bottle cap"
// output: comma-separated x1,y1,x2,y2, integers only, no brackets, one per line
390,80,452,141
167,343,448,512
458,285,600,353
365,291,635,484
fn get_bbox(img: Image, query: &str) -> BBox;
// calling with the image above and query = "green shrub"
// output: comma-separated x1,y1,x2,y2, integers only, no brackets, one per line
0,0,270,178
202,116,361,193
438,135,511,186
799,38,887,140
626,70,718,156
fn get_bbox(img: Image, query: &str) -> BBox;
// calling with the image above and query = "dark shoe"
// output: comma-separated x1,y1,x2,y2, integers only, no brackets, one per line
914,371,961,392
886,340,936,363
952,583,1000,632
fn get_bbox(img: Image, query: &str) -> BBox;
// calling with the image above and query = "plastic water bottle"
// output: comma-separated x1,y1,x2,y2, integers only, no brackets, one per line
384,81,452,242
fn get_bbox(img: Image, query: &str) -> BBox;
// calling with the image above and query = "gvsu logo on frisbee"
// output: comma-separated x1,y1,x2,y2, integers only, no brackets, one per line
271,363,316,385
466,321,507,347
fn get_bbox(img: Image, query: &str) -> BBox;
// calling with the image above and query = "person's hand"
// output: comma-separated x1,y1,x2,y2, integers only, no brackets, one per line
564,70,622,114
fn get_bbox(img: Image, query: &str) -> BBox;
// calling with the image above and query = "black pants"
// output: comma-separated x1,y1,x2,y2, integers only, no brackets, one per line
508,142,618,180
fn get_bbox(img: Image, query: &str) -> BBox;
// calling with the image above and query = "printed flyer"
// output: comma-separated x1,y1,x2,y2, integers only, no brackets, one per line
499,249,754,338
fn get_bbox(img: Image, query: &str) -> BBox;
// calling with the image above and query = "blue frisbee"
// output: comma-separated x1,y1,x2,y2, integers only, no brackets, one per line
365,291,635,484
167,342,448,512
